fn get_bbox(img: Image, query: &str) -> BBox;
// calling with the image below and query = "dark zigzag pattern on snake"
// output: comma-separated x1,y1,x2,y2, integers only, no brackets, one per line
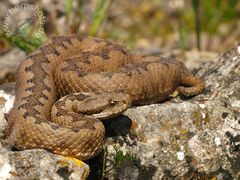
6,35,205,160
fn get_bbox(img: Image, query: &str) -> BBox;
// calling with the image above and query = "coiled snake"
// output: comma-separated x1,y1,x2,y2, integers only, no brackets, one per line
6,35,205,160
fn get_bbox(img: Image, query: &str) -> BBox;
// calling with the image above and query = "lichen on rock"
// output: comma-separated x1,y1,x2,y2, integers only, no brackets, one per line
103,44,240,179
0,84,89,180
0,44,239,179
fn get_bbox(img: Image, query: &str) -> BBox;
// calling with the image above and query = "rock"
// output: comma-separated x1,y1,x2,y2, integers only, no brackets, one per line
103,44,240,179
0,149,89,180
0,83,90,180
0,83,15,138
0,45,239,179
0,48,26,81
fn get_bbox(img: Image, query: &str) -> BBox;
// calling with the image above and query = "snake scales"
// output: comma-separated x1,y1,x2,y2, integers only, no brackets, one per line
6,35,205,160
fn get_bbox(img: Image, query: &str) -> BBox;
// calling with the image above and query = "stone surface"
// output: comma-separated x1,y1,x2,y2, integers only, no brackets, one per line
103,44,240,179
0,84,90,180
0,48,26,80
0,149,89,180
0,45,239,179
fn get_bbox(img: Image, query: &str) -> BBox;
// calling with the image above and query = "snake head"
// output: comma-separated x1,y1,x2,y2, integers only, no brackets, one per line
91,92,132,120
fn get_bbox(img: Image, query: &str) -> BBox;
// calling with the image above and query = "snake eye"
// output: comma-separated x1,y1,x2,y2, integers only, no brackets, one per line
109,99,117,106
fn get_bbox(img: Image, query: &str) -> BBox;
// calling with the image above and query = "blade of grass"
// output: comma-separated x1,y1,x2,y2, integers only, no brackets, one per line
179,25,186,51
3,24,46,54
3,34,35,53
65,0,73,20
191,0,201,50
89,0,111,36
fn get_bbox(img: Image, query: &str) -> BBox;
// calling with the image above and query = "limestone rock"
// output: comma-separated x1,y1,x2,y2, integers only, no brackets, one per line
104,44,240,179
0,84,90,180
0,48,26,81
0,149,89,180
0,44,239,179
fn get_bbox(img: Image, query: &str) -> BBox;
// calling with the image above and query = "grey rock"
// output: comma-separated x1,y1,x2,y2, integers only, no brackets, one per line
0,149,89,180
0,84,90,180
0,45,240,179
104,44,240,179
0,48,26,80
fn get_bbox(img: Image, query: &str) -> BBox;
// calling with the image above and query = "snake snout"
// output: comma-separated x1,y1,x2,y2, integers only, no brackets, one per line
112,92,132,108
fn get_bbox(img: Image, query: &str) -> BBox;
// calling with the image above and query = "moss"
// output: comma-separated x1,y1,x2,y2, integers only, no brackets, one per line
114,148,136,168
104,145,137,176
192,109,210,130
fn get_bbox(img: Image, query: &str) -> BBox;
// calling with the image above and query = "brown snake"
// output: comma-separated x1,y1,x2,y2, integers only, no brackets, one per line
6,35,205,160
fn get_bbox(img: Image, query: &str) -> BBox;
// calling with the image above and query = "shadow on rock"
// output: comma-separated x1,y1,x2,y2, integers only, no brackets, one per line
103,115,132,137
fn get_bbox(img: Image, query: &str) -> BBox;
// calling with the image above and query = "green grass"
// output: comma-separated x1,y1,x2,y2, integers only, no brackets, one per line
103,145,137,176
65,0,73,20
89,0,111,36
3,22,46,53
1,0,238,53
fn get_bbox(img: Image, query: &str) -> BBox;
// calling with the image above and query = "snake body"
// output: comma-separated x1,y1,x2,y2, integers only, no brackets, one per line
6,35,205,160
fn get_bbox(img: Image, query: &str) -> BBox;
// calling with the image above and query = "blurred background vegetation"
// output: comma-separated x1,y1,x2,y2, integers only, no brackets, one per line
0,0,239,54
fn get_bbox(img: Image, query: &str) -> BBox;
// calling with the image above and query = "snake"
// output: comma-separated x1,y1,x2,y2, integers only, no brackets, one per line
6,35,205,160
